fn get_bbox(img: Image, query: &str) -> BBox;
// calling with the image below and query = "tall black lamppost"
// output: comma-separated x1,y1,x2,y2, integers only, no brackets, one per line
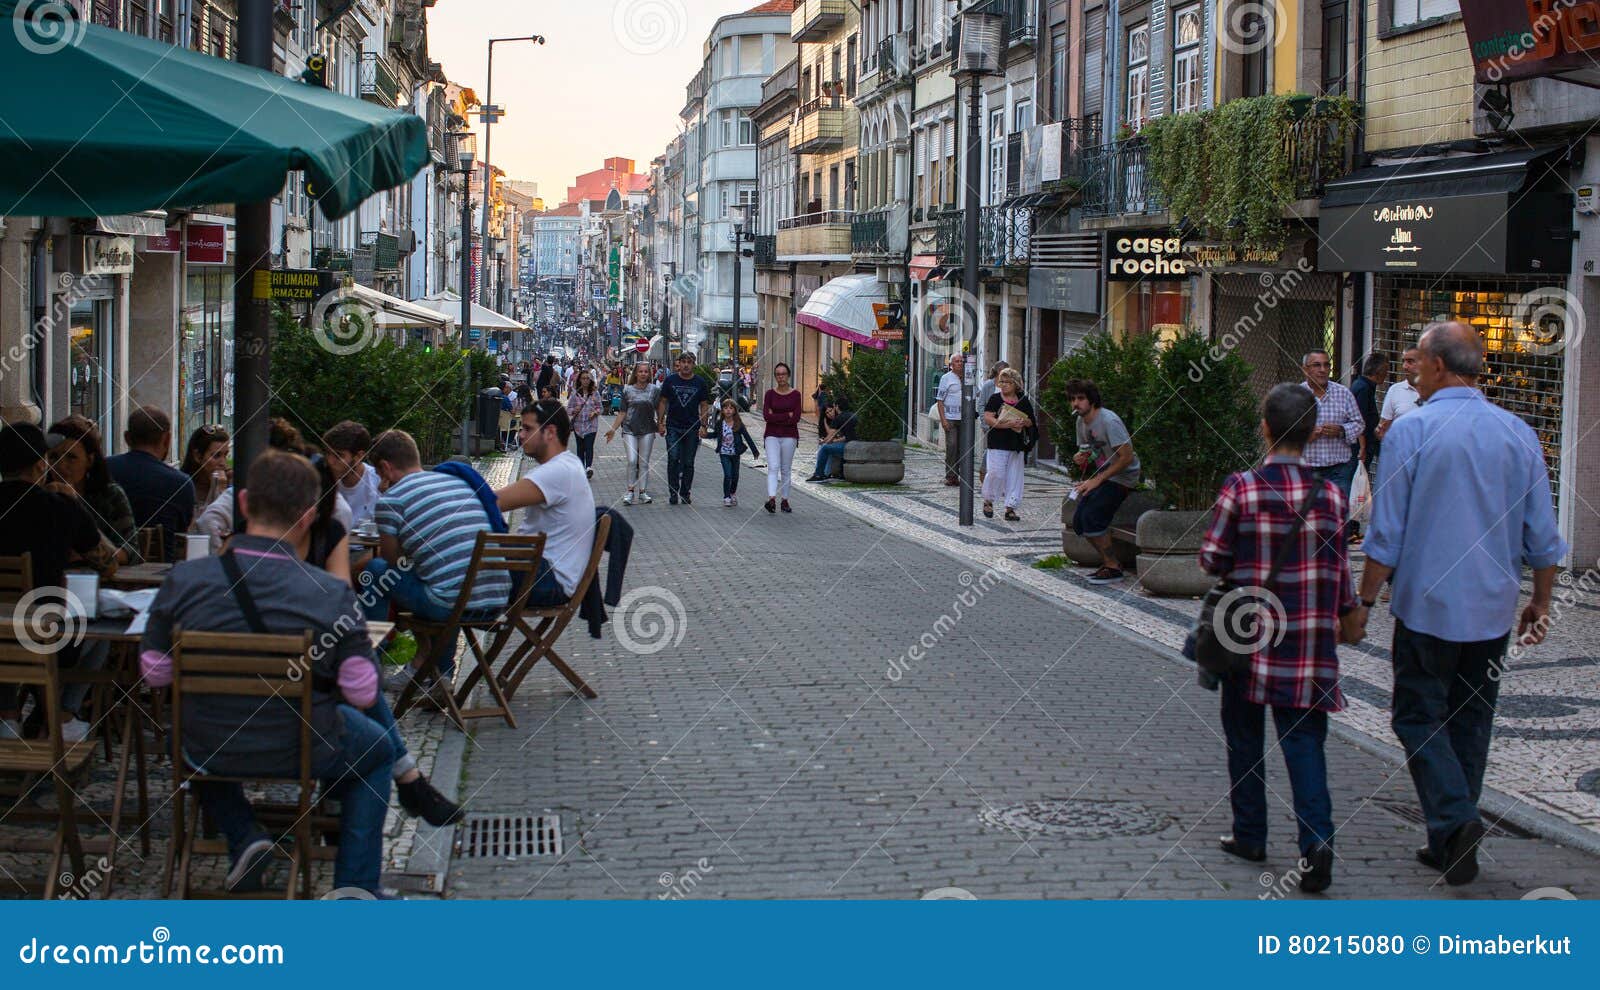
450,128,478,457
954,6,1004,527
727,202,757,372
478,34,545,307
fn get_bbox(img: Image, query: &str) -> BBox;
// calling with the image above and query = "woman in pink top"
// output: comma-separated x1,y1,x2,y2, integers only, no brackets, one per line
762,362,803,514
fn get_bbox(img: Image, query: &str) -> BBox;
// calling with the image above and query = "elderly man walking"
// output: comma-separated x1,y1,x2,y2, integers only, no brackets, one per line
1355,321,1565,886
1299,349,1364,500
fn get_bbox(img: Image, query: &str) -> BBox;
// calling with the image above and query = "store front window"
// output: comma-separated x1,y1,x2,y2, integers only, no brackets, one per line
68,297,115,437
181,268,236,447
1108,279,1193,342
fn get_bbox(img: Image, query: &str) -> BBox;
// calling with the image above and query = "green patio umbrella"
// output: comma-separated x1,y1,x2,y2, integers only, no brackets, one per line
0,1,428,220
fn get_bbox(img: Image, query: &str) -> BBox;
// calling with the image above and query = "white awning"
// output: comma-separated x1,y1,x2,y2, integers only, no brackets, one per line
341,283,451,329
796,273,889,351
415,290,529,331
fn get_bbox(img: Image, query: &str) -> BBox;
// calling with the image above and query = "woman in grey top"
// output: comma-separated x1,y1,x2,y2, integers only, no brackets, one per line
605,362,660,505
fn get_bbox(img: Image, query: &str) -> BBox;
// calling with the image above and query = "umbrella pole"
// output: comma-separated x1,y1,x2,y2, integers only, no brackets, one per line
233,0,274,495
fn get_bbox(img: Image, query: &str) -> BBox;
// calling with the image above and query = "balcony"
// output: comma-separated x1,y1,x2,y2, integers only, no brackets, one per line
1284,106,1356,199
851,210,890,256
936,207,1034,268
314,248,353,272
761,57,800,110
753,234,779,268
1079,139,1161,218
359,52,400,108
776,211,854,259
361,231,401,272
792,97,847,153
791,0,847,43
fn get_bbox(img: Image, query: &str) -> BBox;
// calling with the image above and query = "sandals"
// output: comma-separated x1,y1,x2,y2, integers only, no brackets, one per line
1004,508,1021,522
982,502,994,518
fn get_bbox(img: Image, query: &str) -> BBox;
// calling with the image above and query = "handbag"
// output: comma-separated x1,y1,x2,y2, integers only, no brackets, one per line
1192,479,1322,678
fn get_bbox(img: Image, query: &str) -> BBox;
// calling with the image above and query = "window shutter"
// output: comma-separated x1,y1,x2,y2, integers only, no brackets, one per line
1084,8,1104,118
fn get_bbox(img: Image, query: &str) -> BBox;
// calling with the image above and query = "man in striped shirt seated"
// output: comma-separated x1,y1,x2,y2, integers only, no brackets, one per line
363,431,512,692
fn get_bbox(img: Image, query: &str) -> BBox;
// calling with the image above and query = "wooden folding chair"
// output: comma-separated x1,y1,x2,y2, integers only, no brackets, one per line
393,531,547,730
0,623,100,899
136,526,168,564
165,630,326,900
493,514,612,702
0,553,32,606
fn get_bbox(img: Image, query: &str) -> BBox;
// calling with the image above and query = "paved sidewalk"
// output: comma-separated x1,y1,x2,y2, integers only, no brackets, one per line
439,426,1598,899
786,421,1600,846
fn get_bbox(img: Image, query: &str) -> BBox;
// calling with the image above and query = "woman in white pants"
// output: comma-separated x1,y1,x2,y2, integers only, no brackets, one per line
981,368,1034,522
761,362,803,513
606,362,660,505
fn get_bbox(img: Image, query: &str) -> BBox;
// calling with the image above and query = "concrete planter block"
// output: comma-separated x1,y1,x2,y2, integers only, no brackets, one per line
1135,509,1210,554
1135,553,1213,597
844,440,903,462
1134,509,1213,597
841,440,904,484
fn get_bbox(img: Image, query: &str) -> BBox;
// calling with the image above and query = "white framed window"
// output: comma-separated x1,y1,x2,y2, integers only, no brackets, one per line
1013,98,1034,131
1125,24,1149,131
1171,5,1202,115
1388,0,1458,31
988,108,1005,206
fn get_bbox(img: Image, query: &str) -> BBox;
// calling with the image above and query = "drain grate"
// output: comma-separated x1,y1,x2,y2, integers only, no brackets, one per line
454,814,563,858
1374,799,1532,839
980,800,1173,840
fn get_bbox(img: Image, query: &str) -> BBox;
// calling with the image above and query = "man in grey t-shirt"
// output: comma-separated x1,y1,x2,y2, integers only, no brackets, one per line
1067,379,1142,584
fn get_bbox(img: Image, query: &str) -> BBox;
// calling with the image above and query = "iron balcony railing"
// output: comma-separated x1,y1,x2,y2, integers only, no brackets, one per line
359,52,400,108
1079,138,1161,218
778,210,854,230
851,210,890,255
876,34,912,82
753,234,778,267
936,207,1034,267
361,231,401,271
1284,104,1356,199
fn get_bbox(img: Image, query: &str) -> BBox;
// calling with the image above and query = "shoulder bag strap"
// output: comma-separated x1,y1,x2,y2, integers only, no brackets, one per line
1263,478,1324,589
218,550,269,634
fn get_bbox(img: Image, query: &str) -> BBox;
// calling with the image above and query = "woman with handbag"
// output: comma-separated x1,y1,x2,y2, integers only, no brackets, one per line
980,368,1034,521
1196,383,1362,895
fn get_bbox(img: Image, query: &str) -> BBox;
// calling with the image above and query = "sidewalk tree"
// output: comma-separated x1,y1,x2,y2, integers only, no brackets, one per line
1133,328,1259,511
838,349,905,442
1037,331,1158,458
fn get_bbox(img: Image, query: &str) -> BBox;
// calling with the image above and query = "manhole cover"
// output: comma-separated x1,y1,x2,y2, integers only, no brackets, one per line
980,800,1173,839
454,814,563,858
1373,798,1531,839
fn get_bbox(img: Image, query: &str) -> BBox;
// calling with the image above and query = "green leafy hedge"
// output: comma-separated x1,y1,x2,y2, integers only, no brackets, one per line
1036,331,1157,457
270,306,497,464
838,348,907,442
1132,329,1260,511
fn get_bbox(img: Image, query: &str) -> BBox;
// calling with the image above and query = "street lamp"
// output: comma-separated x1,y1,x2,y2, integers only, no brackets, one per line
954,5,1004,527
727,202,757,378
479,34,546,308
451,128,478,457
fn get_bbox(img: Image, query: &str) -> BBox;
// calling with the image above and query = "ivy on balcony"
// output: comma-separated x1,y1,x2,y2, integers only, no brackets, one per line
1142,94,1359,247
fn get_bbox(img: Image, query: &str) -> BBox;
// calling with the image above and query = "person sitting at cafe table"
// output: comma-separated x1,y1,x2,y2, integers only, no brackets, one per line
495,400,596,609
106,406,194,561
138,450,462,895
193,418,352,554
323,420,380,529
48,415,141,565
0,422,119,743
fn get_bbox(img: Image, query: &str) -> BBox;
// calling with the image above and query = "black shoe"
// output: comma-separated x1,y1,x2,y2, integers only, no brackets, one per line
982,503,994,518
780,499,792,513
1298,843,1334,894
804,474,826,483
1416,845,1443,872
226,837,275,893
765,498,776,514
397,775,465,827
1443,819,1485,886
682,493,691,505
1218,835,1266,862
669,494,679,505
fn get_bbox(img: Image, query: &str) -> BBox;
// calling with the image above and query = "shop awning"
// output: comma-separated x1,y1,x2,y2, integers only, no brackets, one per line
341,284,451,330
0,1,427,220
1317,147,1574,275
909,255,940,281
796,273,889,352
415,291,529,332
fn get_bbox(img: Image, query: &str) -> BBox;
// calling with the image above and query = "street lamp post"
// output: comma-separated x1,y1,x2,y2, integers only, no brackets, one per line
727,203,757,376
954,7,1004,527
451,128,479,458
479,34,545,308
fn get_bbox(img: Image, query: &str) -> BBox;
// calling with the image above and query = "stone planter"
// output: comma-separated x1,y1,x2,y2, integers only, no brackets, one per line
1134,508,1213,597
1059,488,1156,571
842,440,905,484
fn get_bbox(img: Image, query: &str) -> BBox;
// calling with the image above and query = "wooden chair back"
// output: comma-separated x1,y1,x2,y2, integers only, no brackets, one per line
500,514,612,700
447,531,549,626
137,526,168,564
0,553,33,606
0,621,69,767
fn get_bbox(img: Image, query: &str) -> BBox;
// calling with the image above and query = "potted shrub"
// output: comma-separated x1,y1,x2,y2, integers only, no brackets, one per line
1130,328,1259,597
1037,331,1159,566
837,348,907,484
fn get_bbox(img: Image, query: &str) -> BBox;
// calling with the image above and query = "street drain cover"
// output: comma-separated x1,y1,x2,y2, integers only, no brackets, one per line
981,800,1172,839
455,814,563,859
1373,798,1531,839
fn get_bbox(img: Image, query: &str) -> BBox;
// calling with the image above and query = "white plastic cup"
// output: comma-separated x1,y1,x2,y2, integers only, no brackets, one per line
65,573,98,620
185,534,211,561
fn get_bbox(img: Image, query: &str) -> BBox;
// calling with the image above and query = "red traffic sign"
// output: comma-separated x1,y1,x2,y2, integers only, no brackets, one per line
634,338,650,354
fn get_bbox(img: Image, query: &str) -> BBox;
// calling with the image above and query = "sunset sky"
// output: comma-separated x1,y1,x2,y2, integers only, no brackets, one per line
427,0,761,203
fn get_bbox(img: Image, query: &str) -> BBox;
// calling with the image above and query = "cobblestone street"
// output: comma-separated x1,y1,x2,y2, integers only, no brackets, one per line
436,432,1600,900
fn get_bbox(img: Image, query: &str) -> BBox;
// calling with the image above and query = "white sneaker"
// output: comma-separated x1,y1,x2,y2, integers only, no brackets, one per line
623,491,635,506
0,719,20,741
639,492,653,504
730,495,738,507
60,718,91,743
723,496,732,507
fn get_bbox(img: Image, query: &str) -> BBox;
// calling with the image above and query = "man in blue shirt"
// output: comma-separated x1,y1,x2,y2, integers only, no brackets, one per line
1355,321,1566,887
106,406,195,560
656,351,711,505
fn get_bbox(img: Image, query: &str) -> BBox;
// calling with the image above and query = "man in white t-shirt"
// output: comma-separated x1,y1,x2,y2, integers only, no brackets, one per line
323,420,381,527
935,353,968,487
1377,346,1422,441
496,398,597,608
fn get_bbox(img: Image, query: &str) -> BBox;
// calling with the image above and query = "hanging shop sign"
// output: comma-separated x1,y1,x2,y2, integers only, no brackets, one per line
1459,0,1600,86
1106,232,1193,280
1318,192,1572,274
185,223,227,264
251,268,336,302
83,235,135,276
143,228,182,253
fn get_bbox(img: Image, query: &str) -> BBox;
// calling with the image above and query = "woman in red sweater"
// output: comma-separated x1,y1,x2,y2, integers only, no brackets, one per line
761,362,802,513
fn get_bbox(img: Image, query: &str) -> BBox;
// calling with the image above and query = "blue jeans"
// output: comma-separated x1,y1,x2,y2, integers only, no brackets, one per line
524,557,571,609
1313,455,1359,500
1390,620,1505,858
573,432,596,469
363,558,481,677
1220,675,1332,855
719,454,740,497
815,442,847,479
195,703,395,893
664,425,700,498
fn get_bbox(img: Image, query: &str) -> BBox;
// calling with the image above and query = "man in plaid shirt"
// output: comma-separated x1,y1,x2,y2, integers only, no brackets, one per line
1199,384,1359,894
1299,349,1364,499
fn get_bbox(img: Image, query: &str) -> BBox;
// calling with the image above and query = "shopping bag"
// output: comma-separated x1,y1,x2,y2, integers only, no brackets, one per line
1349,461,1372,524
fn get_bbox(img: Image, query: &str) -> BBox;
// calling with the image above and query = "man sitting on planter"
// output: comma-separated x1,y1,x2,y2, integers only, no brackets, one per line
805,400,857,483
1068,379,1142,585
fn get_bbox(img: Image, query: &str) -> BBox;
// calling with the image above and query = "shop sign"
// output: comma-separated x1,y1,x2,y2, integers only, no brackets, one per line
1318,191,1572,274
1459,0,1600,86
1182,242,1292,269
1106,232,1194,281
83,235,135,275
1027,268,1098,312
185,223,227,264
143,228,182,253
252,269,335,302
